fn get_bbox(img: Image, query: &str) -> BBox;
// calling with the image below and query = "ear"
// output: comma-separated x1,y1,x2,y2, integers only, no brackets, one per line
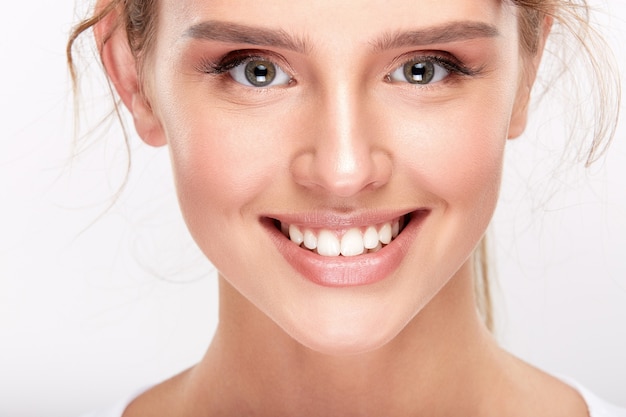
508,15,553,139
95,2,166,147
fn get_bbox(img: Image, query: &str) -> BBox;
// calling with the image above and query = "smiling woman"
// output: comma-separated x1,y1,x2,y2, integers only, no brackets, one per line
66,0,624,416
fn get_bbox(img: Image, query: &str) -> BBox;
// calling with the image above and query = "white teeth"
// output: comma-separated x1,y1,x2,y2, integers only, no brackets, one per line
285,218,405,257
303,229,317,250
379,223,392,245
289,224,304,245
341,228,365,257
317,230,341,257
363,226,379,250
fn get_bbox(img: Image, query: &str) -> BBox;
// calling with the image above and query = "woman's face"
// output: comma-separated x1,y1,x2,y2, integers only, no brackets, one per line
142,0,526,354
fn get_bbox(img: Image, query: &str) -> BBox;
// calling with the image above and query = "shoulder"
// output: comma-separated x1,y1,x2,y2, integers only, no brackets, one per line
92,368,195,417
489,356,620,417
563,379,626,417
78,386,152,417
79,376,626,417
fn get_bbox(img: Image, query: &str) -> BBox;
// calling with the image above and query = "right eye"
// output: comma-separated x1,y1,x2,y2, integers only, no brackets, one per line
229,58,291,88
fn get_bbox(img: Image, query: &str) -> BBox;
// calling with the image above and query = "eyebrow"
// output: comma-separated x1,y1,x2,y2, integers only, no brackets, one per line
184,21,310,54
372,21,500,50
183,20,499,53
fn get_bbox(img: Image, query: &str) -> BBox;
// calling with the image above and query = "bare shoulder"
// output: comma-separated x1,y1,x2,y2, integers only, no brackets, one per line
122,369,192,417
493,354,590,417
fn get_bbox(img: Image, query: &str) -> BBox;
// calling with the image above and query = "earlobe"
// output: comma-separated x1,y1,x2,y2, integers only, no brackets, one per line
130,93,167,147
508,84,531,139
95,2,166,147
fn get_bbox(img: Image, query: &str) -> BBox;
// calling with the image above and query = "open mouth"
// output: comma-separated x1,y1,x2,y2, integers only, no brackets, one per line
272,214,412,257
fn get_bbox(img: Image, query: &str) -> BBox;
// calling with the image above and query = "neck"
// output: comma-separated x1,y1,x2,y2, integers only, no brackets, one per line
188,262,505,416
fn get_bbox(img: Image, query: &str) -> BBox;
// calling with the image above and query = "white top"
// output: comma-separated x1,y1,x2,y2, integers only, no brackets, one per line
564,380,626,417
79,386,147,417
80,381,626,417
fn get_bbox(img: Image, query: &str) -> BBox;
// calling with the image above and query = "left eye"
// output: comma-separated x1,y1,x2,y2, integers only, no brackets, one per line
229,58,291,87
389,58,450,85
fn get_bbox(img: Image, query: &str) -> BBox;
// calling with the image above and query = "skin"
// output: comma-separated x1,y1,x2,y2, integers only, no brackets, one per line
99,0,590,415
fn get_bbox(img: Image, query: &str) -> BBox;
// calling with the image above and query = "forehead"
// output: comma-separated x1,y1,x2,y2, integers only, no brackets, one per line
158,0,515,46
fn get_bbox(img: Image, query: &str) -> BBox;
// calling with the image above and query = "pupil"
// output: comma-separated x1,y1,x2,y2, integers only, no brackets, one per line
404,60,434,84
254,65,268,78
412,64,426,79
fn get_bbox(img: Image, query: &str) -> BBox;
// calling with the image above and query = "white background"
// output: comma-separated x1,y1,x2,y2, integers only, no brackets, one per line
0,1,624,415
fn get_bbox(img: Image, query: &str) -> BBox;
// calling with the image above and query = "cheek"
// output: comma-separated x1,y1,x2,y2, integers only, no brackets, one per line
389,95,512,279
437,110,506,206
163,97,275,198
400,100,509,210
158,98,283,245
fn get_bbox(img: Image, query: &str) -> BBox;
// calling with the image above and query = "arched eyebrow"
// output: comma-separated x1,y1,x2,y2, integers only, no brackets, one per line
372,22,500,50
183,20,499,53
184,21,310,54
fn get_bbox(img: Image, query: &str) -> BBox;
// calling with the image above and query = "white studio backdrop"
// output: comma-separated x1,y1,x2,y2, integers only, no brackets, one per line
0,1,624,416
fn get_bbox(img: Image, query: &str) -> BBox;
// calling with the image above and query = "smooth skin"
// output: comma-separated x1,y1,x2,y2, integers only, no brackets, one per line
99,0,589,415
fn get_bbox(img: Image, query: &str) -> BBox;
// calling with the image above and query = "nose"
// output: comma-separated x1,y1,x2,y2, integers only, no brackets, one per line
290,86,392,198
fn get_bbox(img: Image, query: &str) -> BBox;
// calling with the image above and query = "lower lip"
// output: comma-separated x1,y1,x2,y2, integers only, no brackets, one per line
263,212,427,288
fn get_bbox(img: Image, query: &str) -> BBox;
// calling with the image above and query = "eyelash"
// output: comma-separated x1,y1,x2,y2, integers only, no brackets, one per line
416,55,476,76
198,50,287,76
196,49,480,86
387,53,480,84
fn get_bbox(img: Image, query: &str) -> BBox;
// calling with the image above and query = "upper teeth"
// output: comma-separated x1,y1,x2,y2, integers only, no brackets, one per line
283,218,403,257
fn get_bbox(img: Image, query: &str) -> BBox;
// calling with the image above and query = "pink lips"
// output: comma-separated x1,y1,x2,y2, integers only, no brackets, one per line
264,211,427,287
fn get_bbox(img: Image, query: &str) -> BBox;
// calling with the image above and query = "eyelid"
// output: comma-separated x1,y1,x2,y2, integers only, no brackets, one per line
388,51,479,78
197,49,294,76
